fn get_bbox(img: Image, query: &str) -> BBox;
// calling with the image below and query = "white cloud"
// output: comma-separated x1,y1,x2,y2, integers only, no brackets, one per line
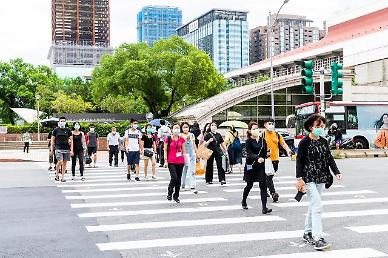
0,0,376,65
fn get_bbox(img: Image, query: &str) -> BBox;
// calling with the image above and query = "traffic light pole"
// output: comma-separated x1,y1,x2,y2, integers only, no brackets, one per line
319,67,326,118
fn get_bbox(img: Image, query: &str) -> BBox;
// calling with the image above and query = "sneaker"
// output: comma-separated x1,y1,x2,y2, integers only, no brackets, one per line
159,164,164,168
272,192,279,203
109,163,112,166
135,177,140,181
242,201,248,210
127,174,131,181
145,176,149,181
54,176,59,181
193,190,198,194
81,177,85,181
167,195,172,201
48,166,52,171
61,178,66,182
173,197,180,203
71,176,76,181
151,176,157,180
302,232,315,245
221,181,226,185
262,208,272,214
314,238,331,251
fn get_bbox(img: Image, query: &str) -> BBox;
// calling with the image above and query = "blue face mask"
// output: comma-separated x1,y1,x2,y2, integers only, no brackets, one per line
147,128,154,134
312,127,325,137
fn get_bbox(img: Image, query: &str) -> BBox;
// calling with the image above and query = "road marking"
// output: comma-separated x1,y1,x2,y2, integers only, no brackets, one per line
248,190,376,200
86,216,286,232
78,205,249,218
66,191,207,200
62,186,167,193
243,248,387,258
323,208,388,218
96,230,305,251
273,197,388,207
57,181,172,188
223,185,345,193
71,197,226,208
207,181,324,187
346,224,388,233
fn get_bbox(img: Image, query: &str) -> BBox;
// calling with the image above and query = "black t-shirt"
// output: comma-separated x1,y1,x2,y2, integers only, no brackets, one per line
204,132,224,154
142,134,154,148
52,128,72,150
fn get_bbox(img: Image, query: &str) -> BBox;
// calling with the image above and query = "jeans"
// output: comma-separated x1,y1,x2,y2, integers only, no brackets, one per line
71,149,84,177
168,163,184,198
181,155,196,189
243,180,268,209
23,142,29,153
266,160,279,194
109,145,119,166
205,153,225,183
159,141,165,166
304,182,324,241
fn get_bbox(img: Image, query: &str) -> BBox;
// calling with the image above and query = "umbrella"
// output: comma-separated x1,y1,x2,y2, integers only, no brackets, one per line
149,119,171,127
219,120,248,129
41,117,59,126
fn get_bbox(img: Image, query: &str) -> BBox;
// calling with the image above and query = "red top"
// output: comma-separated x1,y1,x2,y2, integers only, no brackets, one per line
165,137,186,164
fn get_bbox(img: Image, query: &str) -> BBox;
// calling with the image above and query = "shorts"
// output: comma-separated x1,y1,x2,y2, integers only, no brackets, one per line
127,151,140,165
87,147,97,156
55,149,70,161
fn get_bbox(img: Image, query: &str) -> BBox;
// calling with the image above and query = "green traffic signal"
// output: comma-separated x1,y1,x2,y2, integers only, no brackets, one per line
331,62,343,95
301,60,314,94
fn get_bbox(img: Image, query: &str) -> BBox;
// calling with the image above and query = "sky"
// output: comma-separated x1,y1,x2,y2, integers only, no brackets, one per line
0,0,375,66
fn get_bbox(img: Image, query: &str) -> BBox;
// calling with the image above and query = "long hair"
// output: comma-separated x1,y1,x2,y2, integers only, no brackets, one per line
247,121,259,139
202,123,210,135
374,113,388,130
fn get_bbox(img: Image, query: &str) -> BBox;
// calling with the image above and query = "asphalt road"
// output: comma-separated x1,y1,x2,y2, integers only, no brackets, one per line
1,157,388,258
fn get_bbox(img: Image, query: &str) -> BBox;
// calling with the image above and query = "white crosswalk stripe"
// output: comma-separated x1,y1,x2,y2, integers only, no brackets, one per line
65,191,207,200
273,197,388,208
248,190,377,199
86,216,286,232
223,185,345,193
62,186,167,193
323,208,388,218
345,224,388,233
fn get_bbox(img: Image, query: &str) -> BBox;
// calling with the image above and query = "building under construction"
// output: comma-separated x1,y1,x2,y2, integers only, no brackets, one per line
48,0,113,78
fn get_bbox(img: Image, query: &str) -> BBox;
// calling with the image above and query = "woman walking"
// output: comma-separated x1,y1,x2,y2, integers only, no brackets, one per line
204,122,227,185
181,122,198,194
296,114,343,251
142,124,157,180
242,122,272,214
164,123,186,203
71,122,86,181
225,126,243,173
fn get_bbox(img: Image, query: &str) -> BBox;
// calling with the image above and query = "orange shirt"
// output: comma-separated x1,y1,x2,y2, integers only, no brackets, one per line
264,130,285,161
375,128,388,148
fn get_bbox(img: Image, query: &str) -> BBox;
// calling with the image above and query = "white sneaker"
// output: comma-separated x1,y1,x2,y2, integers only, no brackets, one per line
145,176,149,181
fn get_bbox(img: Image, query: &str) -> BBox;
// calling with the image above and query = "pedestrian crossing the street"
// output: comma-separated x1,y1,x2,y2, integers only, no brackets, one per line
46,163,388,257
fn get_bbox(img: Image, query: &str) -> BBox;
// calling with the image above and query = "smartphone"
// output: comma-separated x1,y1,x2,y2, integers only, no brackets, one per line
294,191,306,202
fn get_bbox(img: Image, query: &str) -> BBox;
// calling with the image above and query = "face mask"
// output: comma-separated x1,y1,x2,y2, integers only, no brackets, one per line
58,121,66,128
147,129,154,134
112,131,116,135
74,124,80,130
173,129,180,136
90,128,95,133
251,129,260,137
132,124,138,130
211,126,217,132
267,124,275,132
312,127,325,137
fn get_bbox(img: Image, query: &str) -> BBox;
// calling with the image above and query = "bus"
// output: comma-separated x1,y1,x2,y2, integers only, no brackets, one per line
293,101,388,149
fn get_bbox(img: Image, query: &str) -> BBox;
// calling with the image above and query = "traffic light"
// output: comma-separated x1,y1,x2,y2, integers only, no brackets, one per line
331,62,343,95
300,60,314,94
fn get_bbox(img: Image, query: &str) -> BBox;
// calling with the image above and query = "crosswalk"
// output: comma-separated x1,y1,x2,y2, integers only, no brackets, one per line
45,162,388,257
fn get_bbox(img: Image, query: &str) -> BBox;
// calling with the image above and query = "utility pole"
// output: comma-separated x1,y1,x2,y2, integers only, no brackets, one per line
36,94,41,141
319,67,326,118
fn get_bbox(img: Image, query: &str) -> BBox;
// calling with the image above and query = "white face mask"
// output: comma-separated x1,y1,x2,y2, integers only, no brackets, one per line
74,124,80,130
267,124,275,132
132,124,138,130
173,128,180,136
58,121,66,128
251,129,260,137
90,128,95,133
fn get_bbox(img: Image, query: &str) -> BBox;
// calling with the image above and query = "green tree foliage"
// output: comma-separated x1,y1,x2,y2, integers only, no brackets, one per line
92,36,226,117
99,94,148,114
51,91,93,113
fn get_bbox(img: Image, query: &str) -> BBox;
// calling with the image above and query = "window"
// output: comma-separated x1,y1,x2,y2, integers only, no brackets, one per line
346,106,358,129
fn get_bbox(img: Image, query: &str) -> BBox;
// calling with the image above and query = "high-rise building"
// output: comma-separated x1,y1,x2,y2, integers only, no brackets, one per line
177,9,249,74
249,14,326,64
137,6,182,46
48,0,113,79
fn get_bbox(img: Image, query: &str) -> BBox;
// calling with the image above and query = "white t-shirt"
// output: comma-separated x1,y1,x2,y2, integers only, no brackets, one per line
107,132,120,146
124,129,142,152
158,125,171,141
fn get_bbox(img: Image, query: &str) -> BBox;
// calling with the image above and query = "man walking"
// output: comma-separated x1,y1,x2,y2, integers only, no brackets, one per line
263,118,292,202
124,119,143,181
22,130,31,153
87,125,99,167
50,117,73,182
107,127,120,167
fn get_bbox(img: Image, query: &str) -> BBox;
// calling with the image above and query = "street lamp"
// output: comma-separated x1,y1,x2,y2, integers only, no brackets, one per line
36,94,40,141
269,0,290,120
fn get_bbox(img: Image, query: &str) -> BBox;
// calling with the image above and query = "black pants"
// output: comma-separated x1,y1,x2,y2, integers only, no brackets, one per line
109,145,119,166
23,142,29,153
266,160,279,194
205,153,225,183
243,180,268,209
159,141,165,166
71,149,84,177
168,163,184,198
120,150,125,162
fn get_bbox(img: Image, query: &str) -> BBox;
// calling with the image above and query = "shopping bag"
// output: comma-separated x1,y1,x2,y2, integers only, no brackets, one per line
195,162,205,175
183,154,190,166
265,160,275,176
197,144,213,160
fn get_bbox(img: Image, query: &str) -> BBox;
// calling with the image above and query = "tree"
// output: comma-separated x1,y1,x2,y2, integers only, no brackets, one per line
0,59,61,124
99,94,148,114
92,36,226,117
51,91,93,113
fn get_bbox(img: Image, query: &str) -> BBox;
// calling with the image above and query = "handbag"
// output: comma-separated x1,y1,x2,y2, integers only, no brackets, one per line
265,160,275,176
197,144,213,160
195,162,206,175
85,155,92,165
143,149,154,158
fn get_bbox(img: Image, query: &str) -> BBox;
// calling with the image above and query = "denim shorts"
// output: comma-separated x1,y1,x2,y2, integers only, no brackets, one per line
127,151,140,165
55,149,70,161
